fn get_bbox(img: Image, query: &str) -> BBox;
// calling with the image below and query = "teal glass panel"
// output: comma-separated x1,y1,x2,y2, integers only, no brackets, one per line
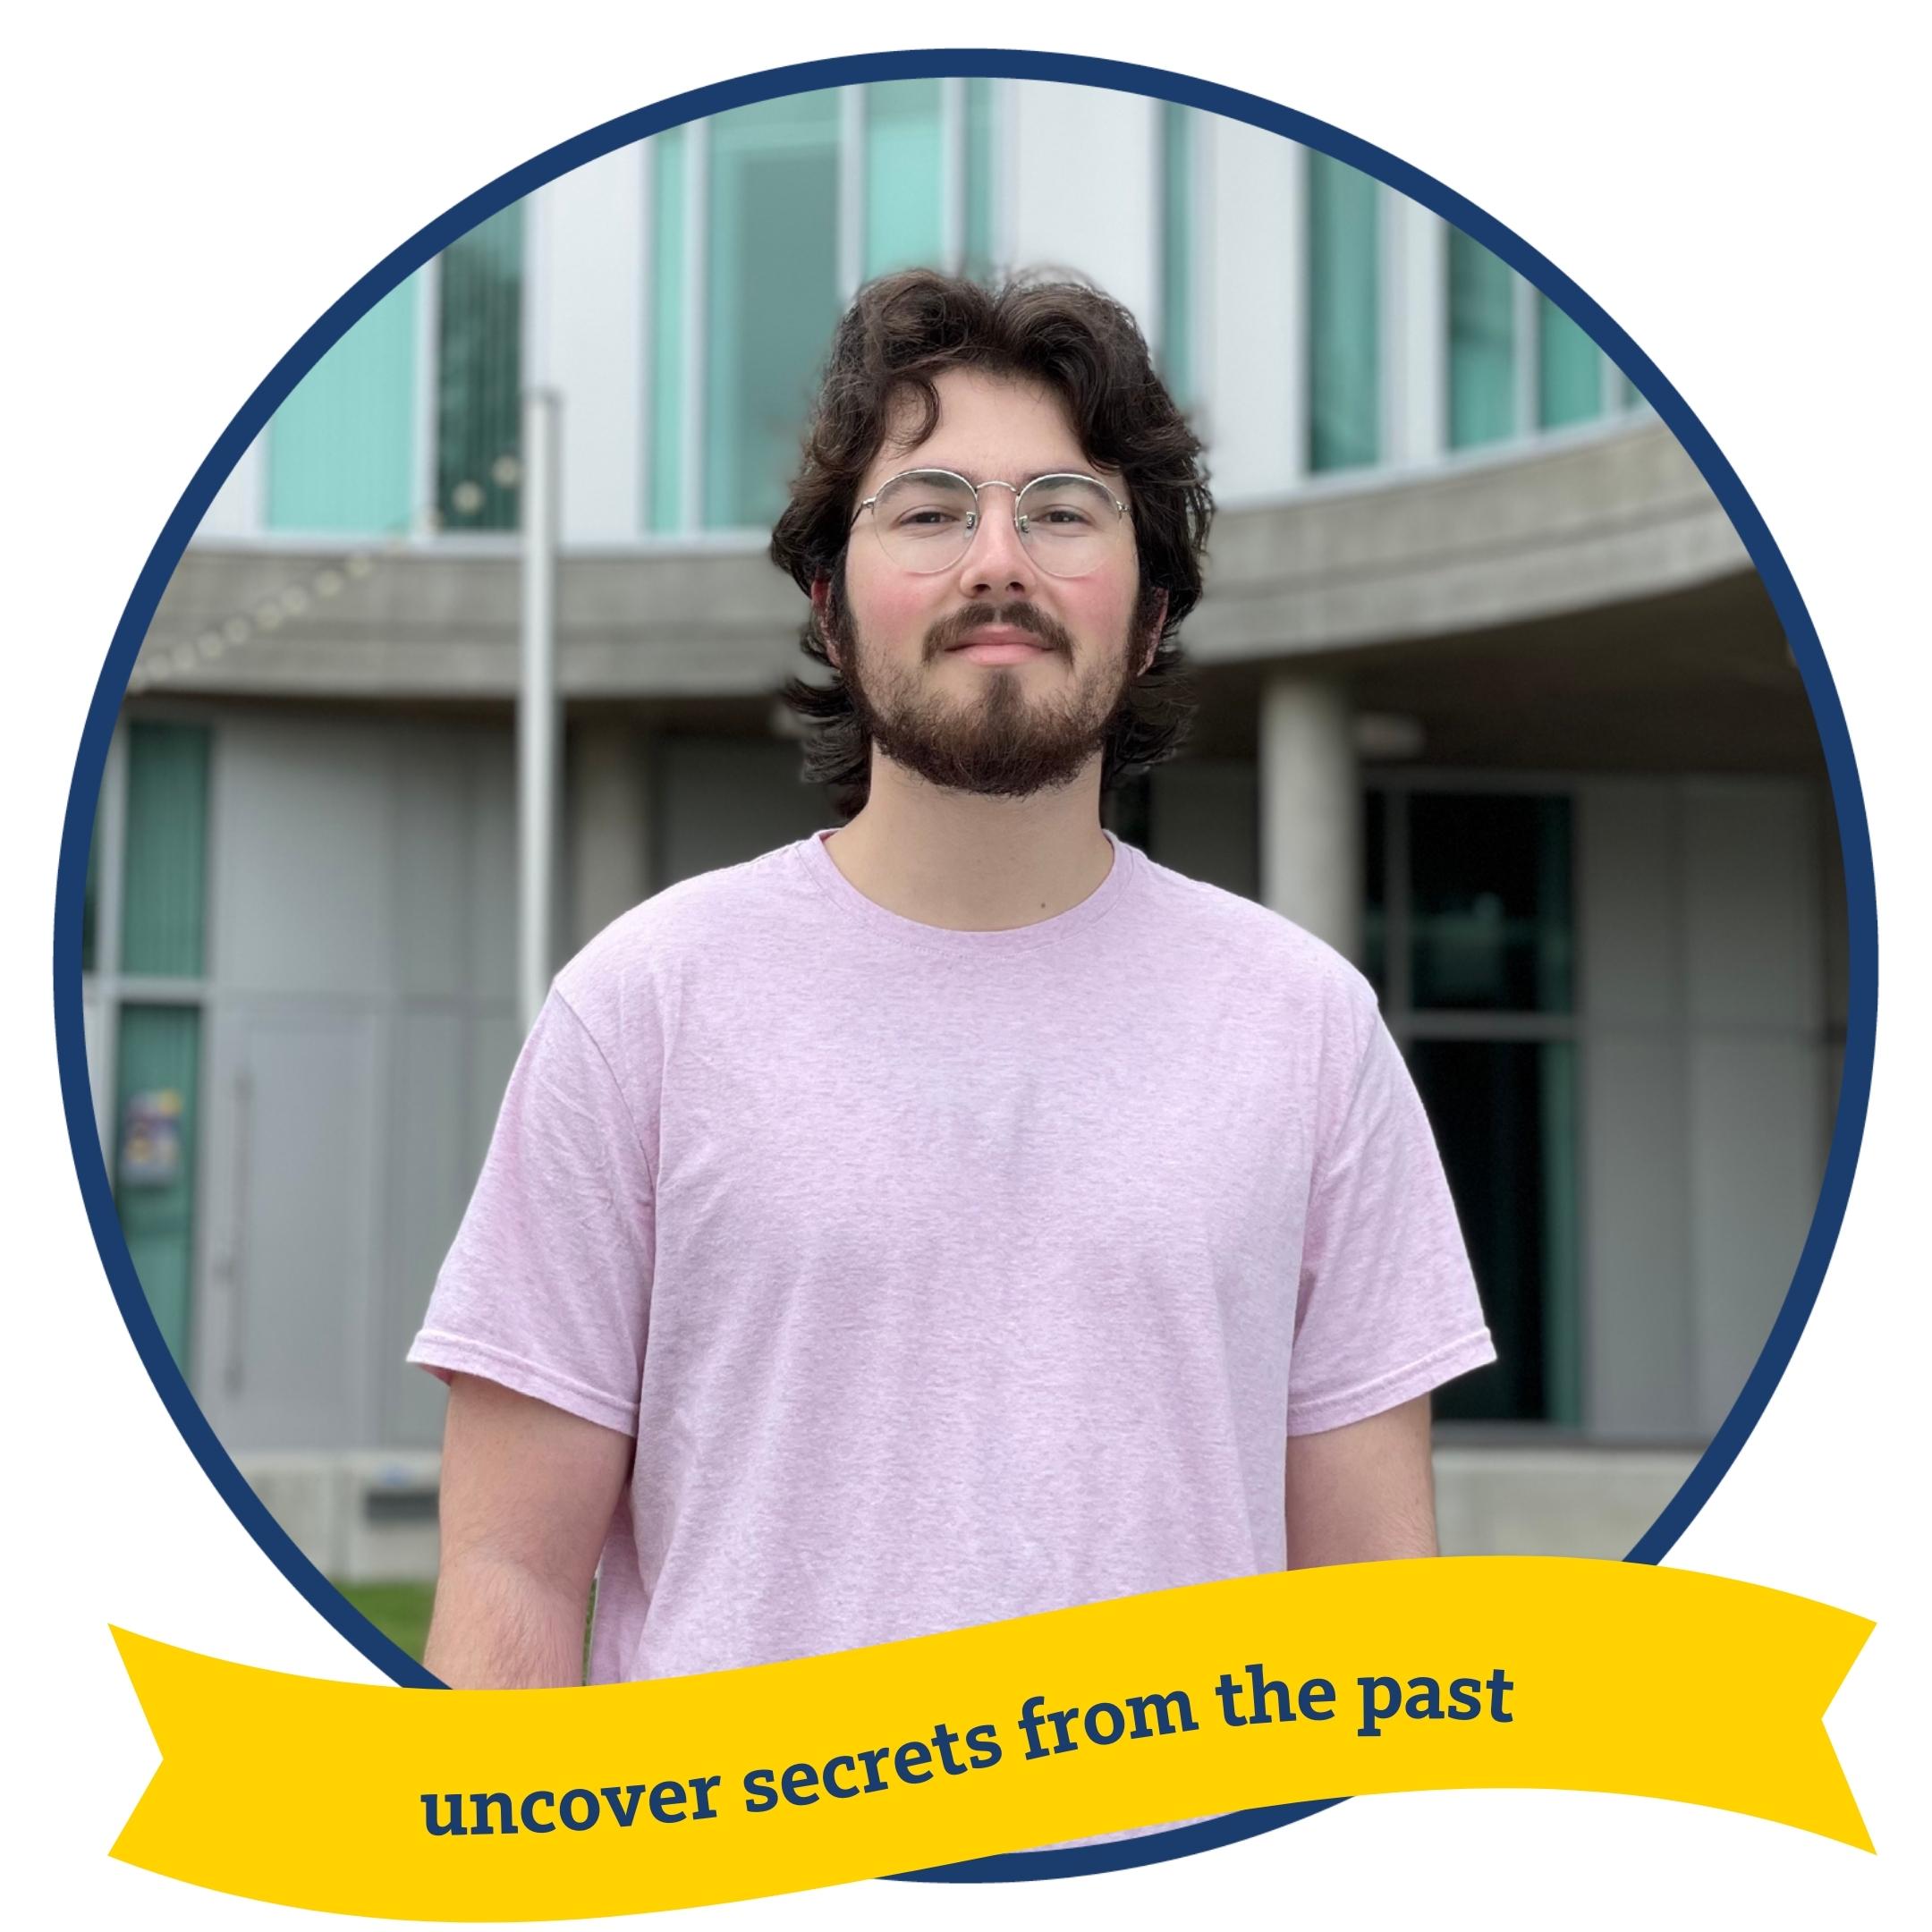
864,79,944,276
1410,1038,1578,1424
121,721,209,979
1617,368,1641,411
1409,793,1572,1013
648,126,689,533
963,79,996,280
1538,292,1604,428
704,91,842,530
1159,102,1194,402
1448,231,1516,448
1307,151,1380,471
436,203,523,531
114,1004,202,1373
267,275,419,534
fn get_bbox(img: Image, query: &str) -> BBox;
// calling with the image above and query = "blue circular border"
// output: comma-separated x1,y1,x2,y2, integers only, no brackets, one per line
53,47,1877,1890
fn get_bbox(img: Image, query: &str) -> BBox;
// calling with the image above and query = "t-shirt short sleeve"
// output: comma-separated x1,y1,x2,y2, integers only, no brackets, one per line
407,988,655,1437
1286,1013,1496,1435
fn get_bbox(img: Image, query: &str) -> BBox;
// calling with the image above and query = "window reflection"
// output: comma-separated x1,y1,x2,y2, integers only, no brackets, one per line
1410,792,1572,1013
1370,787,1581,1426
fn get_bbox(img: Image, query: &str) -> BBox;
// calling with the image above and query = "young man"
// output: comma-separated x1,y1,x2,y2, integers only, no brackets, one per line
410,270,1494,1696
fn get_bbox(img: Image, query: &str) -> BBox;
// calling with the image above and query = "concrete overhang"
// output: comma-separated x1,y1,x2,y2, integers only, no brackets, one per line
1188,418,1748,665
137,541,804,701
138,419,1747,703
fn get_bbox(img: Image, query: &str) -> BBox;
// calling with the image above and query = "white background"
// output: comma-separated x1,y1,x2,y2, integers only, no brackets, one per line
4,4,1925,1925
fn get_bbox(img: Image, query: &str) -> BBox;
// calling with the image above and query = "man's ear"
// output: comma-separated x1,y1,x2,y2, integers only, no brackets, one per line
1140,589,1169,675
810,574,837,667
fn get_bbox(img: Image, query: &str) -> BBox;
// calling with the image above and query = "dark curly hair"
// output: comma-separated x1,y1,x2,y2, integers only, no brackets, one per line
770,268,1213,817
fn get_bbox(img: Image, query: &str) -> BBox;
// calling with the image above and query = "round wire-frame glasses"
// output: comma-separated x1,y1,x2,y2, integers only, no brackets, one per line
852,468,1130,578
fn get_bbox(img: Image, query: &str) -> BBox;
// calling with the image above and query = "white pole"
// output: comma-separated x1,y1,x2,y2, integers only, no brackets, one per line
519,386,562,1033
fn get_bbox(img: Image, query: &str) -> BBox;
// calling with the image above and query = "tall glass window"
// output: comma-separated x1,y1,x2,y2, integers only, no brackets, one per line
1365,788,1580,1426
648,87,999,533
1159,101,1195,404
267,276,420,534
121,721,210,979
962,79,996,281
1410,1038,1578,1424
647,126,690,534
1306,151,1380,471
1447,228,1516,449
1538,292,1604,429
864,79,945,276
436,204,523,531
704,91,843,530
263,209,525,538
109,717,213,1378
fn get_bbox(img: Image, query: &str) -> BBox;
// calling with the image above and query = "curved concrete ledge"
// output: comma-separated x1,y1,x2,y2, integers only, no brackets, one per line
1191,419,1747,663
141,420,1741,702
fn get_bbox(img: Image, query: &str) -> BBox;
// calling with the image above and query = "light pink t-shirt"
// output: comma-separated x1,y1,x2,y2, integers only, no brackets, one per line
410,831,1493,1686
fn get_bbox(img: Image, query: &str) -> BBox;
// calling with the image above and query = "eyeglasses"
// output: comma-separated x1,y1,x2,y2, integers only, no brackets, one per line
852,468,1130,579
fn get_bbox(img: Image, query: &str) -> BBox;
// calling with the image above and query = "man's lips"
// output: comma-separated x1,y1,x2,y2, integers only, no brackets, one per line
945,626,1058,664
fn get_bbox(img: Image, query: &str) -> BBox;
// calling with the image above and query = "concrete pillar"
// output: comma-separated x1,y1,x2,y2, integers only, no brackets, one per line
1258,672,1360,961
569,722,654,949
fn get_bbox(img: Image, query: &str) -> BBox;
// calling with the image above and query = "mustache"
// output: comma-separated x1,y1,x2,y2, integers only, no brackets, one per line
924,603,1074,660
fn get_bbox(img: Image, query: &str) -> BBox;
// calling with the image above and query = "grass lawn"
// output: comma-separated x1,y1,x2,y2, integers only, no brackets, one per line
331,1580,435,1662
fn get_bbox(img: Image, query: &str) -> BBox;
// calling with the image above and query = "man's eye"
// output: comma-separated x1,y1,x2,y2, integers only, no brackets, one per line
897,508,964,529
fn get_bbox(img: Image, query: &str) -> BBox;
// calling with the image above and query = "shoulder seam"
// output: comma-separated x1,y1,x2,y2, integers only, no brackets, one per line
550,985,660,1195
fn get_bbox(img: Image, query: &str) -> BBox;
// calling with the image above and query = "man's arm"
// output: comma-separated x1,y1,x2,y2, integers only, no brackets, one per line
1283,1393,1437,1568
423,1372,635,1688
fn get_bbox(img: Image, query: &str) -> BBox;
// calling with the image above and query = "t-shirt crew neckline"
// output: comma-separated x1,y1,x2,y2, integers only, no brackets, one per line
794,826,1138,956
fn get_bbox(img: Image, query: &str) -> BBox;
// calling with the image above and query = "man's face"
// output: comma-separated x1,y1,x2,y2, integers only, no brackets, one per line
818,367,1157,800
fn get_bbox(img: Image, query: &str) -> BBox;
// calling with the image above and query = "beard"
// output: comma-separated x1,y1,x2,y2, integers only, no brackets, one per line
828,592,1142,801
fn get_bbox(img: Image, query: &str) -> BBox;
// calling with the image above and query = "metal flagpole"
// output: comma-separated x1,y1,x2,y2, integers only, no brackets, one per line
518,387,562,1035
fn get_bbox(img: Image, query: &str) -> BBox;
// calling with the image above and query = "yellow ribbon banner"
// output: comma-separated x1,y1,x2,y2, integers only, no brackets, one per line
111,1556,1870,1919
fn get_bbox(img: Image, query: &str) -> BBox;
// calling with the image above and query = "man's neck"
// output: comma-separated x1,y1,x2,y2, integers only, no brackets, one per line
823,757,1115,931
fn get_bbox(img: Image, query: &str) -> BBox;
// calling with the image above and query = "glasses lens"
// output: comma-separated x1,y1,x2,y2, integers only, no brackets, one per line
871,472,979,573
1016,475,1122,577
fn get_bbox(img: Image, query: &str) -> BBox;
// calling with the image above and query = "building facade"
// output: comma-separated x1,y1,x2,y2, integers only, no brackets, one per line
87,80,1844,1574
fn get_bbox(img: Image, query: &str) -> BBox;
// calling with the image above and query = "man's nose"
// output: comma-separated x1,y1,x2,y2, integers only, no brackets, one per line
954,486,1038,598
